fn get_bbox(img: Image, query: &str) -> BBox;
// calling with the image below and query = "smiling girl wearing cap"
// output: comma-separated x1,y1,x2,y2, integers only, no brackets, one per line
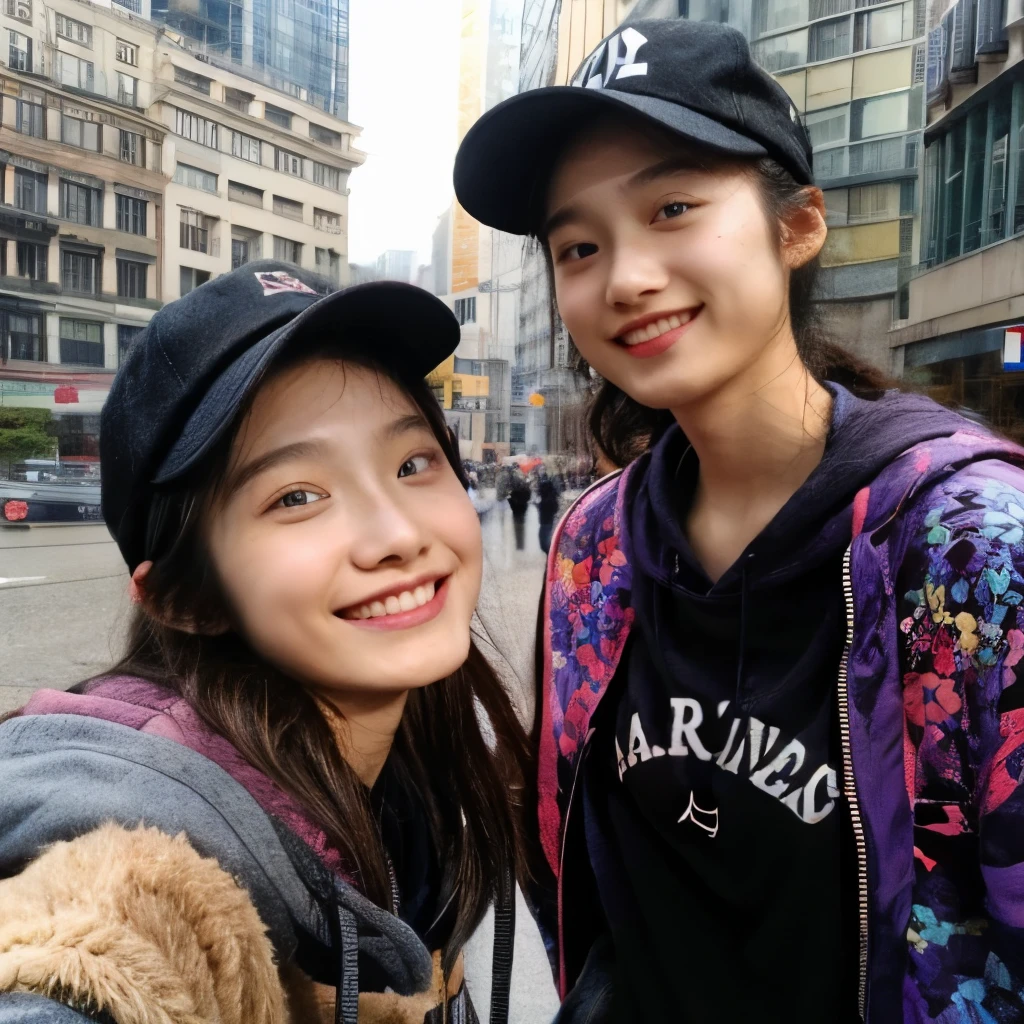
0,262,557,1024
454,17,1024,1024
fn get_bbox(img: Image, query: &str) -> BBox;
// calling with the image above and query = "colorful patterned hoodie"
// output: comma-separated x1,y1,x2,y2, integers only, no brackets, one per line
539,395,1024,1023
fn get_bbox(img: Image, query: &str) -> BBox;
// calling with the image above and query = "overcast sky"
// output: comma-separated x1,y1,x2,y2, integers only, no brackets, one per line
346,0,463,268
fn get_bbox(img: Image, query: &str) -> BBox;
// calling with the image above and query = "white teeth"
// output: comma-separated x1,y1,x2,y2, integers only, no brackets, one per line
345,581,440,620
620,310,696,346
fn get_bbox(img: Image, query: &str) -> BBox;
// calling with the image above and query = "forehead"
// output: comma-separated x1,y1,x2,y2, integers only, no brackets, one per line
240,358,419,451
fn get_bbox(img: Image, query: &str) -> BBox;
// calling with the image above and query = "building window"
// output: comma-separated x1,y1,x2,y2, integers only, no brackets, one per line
180,266,211,295
851,90,910,140
175,109,218,148
315,247,340,283
510,422,526,444
117,323,143,364
804,105,848,147
117,259,147,299
119,129,145,166
314,208,341,234
275,149,303,176
847,182,899,223
8,31,30,72
309,123,342,147
312,162,343,191
5,0,31,21
116,194,147,235
231,131,261,163
15,100,44,138
224,87,252,113
60,181,102,225
56,53,95,92
174,66,211,94
14,169,46,214
55,14,92,45
272,236,301,263
117,73,137,107
264,103,292,129
173,163,217,193
454,297,476,325
61,250,100,293
16,241,47,280
854,2,914,51
179,209,213,253
809,17,851,61
116,39,138,65
228,180,264,207
273,195,303,221
5,312,44,361
752,29,808,72
231,230,260,268
62,115,102,151
59,319,103,367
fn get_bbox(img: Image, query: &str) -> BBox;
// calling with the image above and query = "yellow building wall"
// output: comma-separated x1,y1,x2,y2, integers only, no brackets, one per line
852,47,913,100
821,221,901,267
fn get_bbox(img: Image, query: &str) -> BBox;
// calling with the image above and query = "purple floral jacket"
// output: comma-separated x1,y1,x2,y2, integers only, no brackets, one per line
540,431,1024,1023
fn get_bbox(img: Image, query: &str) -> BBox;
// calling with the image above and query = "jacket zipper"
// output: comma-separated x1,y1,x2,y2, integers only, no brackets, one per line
836,545,869,1020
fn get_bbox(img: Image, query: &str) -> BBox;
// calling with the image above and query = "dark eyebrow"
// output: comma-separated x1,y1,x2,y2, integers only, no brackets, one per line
380,412,430,442
541,157,702,239
226,439,326,494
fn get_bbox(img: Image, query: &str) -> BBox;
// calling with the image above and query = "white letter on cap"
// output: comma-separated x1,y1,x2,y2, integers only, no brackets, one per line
613,27,649,81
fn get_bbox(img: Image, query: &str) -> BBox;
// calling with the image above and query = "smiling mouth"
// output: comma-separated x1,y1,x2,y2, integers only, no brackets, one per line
338,578,445,621
618,308,701,347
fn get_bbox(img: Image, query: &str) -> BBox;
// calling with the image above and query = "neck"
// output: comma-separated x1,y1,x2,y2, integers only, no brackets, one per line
670,337,832,581
314,688,408,787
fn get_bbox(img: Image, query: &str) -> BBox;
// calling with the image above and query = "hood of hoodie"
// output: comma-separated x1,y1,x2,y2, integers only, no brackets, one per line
0,681,436,1000
628,383,974,595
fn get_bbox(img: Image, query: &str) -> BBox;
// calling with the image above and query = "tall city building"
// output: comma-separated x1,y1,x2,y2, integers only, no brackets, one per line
374,248,414,283
888,0,1021,438
146,0,350,119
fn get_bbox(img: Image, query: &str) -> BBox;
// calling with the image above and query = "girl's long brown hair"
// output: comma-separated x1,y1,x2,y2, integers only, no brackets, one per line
97,347,532,971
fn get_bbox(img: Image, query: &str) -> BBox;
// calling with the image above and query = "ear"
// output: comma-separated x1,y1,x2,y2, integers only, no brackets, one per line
780,186,828,271
128,559,230,637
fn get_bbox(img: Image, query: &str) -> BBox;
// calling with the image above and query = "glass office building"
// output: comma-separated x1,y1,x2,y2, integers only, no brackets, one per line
149,0,350,118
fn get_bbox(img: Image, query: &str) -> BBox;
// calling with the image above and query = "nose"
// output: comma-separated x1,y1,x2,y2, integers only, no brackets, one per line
604,238,670,308
347,488,428,570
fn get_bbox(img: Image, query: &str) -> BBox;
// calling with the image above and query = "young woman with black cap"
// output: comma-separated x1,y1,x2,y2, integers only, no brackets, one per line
455,17,1024,1024
0,262,556,1024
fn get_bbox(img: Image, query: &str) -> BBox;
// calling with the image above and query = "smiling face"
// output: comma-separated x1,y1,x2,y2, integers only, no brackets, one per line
544,118,825,412
205,358,482,701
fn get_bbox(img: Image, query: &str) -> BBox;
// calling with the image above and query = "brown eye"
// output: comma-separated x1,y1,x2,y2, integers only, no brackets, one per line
398,455,431,478
654,202,690,222
274,490,325,508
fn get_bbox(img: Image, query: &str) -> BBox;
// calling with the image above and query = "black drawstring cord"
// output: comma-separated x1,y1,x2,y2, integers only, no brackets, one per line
489,867,516,1024
331,897,360,1024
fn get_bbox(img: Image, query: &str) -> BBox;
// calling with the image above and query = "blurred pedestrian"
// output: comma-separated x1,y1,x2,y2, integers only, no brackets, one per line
536,467,562,554
507,468,531,551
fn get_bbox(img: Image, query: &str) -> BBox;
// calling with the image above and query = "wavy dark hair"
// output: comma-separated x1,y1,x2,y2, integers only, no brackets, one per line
536,119,894,467
92,345,532,973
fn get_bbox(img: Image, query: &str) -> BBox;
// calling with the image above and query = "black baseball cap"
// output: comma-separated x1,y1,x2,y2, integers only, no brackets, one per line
454,18,814,236
101,259,460,570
